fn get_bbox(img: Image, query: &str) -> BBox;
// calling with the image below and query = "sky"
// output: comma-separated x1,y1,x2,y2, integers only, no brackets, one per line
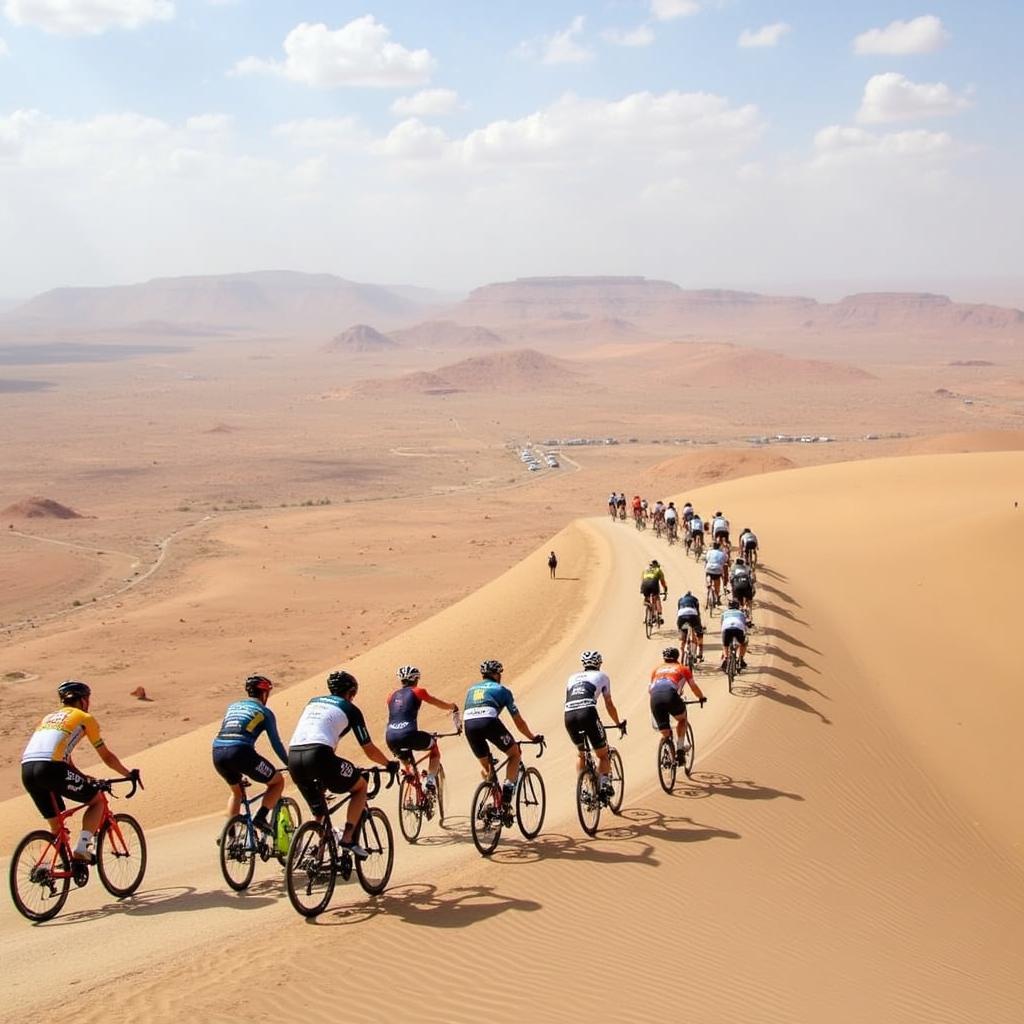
1,1,1022,301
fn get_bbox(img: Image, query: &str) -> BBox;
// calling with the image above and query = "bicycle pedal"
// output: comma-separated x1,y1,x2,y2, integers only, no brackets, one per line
72,863,90,888
339,851,353,881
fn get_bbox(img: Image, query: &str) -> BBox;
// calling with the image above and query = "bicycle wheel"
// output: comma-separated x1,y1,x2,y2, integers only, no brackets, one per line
272,797,303,866
727,645,737,693
356,807,394,896
705,586,714,615
516,767,546,839
657,736,677,793
285,820,337,918
470,781,503,856
683,721,696,778
217,816,255,891
608,749,625,814
9,830,71,922
397,776,424,843
575,768,601,836
645,604,654,640
96,813,147,898
436,764,446,825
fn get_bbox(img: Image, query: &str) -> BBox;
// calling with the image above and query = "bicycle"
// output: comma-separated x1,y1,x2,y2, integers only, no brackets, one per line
644,596,658,639
653,516,663,539
666,520,678,545
576,722,626,836
470,738,546,856
691,530,704,559
395,730,460,843
218,773,302,892
633,509,645,531
725,636,742,694
608,504,617,522
705,577,721,616
656,700,702,792
681,624,700,671
284,766,396,917
9,773,146,923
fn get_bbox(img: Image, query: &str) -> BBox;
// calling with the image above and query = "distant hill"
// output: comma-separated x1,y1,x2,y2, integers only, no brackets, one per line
3,496,83,519
806,293,1024,332
668,344,875,386
391,320,505,349
322,324,400,353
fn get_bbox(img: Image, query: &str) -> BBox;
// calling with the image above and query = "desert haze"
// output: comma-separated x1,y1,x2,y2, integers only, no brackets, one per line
2,272,1023,1024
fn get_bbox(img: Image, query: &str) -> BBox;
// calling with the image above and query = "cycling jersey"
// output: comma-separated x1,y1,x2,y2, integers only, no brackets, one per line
649,663,694,693
731,567,753,587
212,698,288,762
741,531,758,548
705,549,727,574
385,685,433,733
677,594,700,614
563,670,612,712
631,498,642,511
463,680,518,721
289,695,370,749
682,506,694,522
690,516,703,534
22,707,105,764
664,508,678,522
712,516,729,535
721,609,748,633
642,567,666,585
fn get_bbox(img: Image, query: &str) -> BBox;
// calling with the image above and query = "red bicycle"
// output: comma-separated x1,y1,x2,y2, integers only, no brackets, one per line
395,729,460,842
9,774,146,922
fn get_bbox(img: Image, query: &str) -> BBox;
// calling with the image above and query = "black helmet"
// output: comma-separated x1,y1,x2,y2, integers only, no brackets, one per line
480,659,503,678
649,559,660,568
580,650,603,669
662,647,680,662
245,674,273,698
327,670,358,696
684,590,693,598
728,598,740,609
735,557,746,567
57,679,91,703
397,665,420,684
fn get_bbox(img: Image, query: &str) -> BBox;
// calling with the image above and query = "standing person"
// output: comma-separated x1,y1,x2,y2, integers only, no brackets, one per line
548,551,558,579
212,674,289,830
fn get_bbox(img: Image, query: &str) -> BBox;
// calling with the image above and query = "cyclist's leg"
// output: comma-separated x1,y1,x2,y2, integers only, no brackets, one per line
342,775,368,842
565,714,587,774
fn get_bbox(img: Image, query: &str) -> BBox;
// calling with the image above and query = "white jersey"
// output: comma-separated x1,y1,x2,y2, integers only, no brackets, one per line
705,549,727,573
690,516,703,534
721,609,747,634
664,507,678,523
712,516,729,534
289,695,369,748
563,670,611,712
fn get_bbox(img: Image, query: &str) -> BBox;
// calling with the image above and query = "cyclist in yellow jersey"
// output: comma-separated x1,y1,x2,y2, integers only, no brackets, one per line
21,680,139,861
640,560,668,625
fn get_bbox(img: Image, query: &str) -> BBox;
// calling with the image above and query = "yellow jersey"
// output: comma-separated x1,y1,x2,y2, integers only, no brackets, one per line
21,707,105,764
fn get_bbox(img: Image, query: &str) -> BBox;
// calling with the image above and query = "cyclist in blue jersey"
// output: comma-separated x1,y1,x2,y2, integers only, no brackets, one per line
463,660,542,810
212,674,289,833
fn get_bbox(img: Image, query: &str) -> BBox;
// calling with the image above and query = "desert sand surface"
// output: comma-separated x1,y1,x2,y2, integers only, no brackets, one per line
2,451,1022,1024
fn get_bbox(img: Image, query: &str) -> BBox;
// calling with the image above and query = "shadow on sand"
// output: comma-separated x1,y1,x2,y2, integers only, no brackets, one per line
672,770,804,803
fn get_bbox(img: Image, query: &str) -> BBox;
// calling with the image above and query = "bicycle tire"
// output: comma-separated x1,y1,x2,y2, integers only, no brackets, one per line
97,813,147,898
657,736,677,793
645,603,655,640
516,767,546,839
355,807,394,896
218,816,255,891
575,768,601,836
397,776,424,843
470,780,503,856
9,830,71,922
436,764,446,825
285,820,337,918
683,721,696,778
272,797,302,866
608,748,625,814
727,643,737,693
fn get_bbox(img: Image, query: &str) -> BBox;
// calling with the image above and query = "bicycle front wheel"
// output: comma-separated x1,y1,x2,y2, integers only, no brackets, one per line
97,813,147,898
608,749,625,814
9,830,71,922
575,769,601,836
684,721,696,778
272,797,303,866
285,820,336,918
516,767,546,839
355,807,394,896
397,776,424,843
470,781,503,856
436,764,447,825
645,606,654,640
657,736,677,793
727,646,737,693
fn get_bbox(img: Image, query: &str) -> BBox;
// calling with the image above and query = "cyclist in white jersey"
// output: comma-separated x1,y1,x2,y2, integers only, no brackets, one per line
704,544,728,601
563,651,623,796
720,600,749,672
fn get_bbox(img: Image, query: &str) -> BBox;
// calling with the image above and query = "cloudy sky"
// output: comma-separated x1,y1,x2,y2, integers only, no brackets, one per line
1,1,1021,300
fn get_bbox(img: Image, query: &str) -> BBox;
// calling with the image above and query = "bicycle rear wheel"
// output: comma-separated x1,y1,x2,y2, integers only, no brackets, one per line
285,820,337,918
436,764,446,825
683,721,696,778
516,767,546,839
470,781,503,856
355,807,394,896
97,813,147,898
9,830,71,922
644,604,655,639
608,749,625,814
272,797,302,866
397,776,424,843
727,644,738,693
575,768,601,836
657,736,677,793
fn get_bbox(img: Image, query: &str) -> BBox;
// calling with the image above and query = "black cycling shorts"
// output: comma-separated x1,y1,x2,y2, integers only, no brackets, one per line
677,613,704,638
21,761,99,818
641,578,662,598
464,718,515,760
386,728,435,760
731,581,754,601
649,689,687,731
288,744,359,818
722,626,747,648
212,745,278,787
743,538,758,552
563,706,607,752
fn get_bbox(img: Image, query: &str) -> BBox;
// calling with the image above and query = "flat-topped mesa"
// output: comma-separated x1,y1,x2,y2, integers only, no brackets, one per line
820,292,1024,330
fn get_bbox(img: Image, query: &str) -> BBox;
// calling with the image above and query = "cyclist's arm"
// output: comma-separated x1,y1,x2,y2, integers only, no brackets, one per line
97,746,134,777
423,693,459,712
359,740,394,768
684,679,705,702
264,710,289,764
510,712,538,742
602,692,621,725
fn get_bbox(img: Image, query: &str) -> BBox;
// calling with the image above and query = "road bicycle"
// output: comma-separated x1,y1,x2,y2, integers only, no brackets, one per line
634,509,647,531
725,635,743,694
666,519,678,545
218,772,302,892
681,623,701,671
656,700,703,792
575,721,626,836
284,766,396,917
691,530,704,559
9,773,146,923
705,576,722,616
394,729,460,843
470,738,546,856
653,516,664,539
643,592,665,639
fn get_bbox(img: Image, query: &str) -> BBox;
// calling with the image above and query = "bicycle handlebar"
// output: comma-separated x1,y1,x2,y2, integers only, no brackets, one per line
430,730,462,739
613,720,628,737
523,737,546,758
681,698,706,707
99,771,143,799
361,764,399,799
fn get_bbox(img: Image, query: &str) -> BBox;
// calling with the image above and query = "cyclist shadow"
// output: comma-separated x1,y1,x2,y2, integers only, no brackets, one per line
755,600,808,626
673,770,804,803
758,643,821,674
758,663,830,699
756,581,801,607
490,831,660,867
402,814,473,848
598,807,741,846
757,624,822,656
756,565,788,582
317,882,542,929
732,678,832,724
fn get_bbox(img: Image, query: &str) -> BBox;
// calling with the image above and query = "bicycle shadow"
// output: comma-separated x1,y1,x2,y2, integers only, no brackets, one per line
315,882,542,928
400,813,473,848
756,581,801,607
490,830,660,867
755,600,808,626
756,565,788,582
759,643,821,674
598,806,741,845
757,625,822,656
672,770,804,803
758,663,830,699
732,679,832,724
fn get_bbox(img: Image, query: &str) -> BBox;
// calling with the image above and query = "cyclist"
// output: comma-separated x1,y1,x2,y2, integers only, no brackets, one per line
682,502,694,529
463,659,542,812
212,674,289,833
664,501,678,539
676,591,705,662
564,650,623,797
20,680,139,862
688,510,704,553
640,497,649,521
649,648,706,766
730,558,756,623
711,511,730,549
288,670,398,859
652,499,665,526
615,492,627,519
739,526,759,564
385,665,461,795
720,599,750,673
704,543,728,604
631,494,643,524
607,492,617,520
641,559,668,625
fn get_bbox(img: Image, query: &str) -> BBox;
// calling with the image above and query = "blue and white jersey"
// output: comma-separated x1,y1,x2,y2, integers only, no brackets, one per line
712,516,729,534
463,680,519,721
213,699,288,762
563,670,611,712
721,609,747,634
690,515,703,534
705,549,727,574
290,695,370,749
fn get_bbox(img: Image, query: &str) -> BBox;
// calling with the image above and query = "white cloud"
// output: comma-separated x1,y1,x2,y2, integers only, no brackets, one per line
738,23,790,48
517,15,594,65
0,34,8,55
373,118,448,160
274,116,368,150
603,24,655,48
390,88,461,118
185,113,231,133
853,15,949,56
651,0,700,22
3,0,173,35
809,124,955,171
857,72,972,124
233,16,435,88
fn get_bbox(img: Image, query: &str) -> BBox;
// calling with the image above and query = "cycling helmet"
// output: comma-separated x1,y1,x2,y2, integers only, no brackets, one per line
57,679,91,703
715,510,723,517
668,501,675,507
684,590,693,598
580,650,603,669
649,559,660,568
662,647,680,662
735,557,746,567
480,659,504,678
326,670,358,696
742,527,750,534
728,599,740,610
397,665,421,684
244,674,273,698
